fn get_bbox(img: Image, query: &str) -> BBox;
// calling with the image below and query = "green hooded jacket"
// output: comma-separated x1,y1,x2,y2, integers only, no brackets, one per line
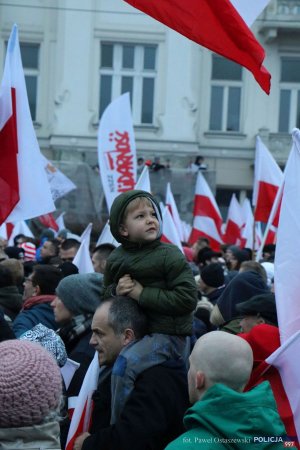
104,190,197,335
165,382,287,450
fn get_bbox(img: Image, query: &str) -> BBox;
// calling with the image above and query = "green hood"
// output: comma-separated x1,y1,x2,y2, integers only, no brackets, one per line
109,190,163,246
182,382,286,448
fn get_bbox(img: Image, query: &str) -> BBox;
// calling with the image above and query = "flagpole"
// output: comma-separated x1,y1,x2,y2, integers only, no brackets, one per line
255,180,284,262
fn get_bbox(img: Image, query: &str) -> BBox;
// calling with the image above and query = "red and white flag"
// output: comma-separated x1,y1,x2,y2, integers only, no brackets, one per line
7,220,34,246
253,136,283,223
124,0,271,94
0,25,55,226
160,203,183,253
97,93,137,211
165,182,184,242
38,213,59,232
73,223,94,274
189,172,223,250
223,193,244,245
240,198,261,250
0,223,7,240
66,352,100,450
135,165,151,192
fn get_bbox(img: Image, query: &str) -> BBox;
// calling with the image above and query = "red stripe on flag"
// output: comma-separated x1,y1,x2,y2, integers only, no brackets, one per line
254,181,279,223
124,0,271,94
38,213,59,231
161,234,172,245
188,228,221,251
66,400,88,450
223,219,241,245
193,195,222,233
0,88,19,225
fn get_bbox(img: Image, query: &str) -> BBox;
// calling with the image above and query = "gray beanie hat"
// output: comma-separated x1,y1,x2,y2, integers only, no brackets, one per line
56,273,103,315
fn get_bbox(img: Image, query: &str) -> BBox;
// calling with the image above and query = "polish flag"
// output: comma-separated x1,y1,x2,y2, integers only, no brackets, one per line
165,182,184,242
0,25,55,226
160,203,184,253
189,172,223,250
253,136,283,223
38,213,59,232
66,352,99,450
240,198,261,250
223,194,244,245
73,223,94,274
7,220,34,246
124,0,271,94
135,165,151,192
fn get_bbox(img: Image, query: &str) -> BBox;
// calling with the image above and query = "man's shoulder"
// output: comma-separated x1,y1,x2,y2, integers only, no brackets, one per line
137,360,188,389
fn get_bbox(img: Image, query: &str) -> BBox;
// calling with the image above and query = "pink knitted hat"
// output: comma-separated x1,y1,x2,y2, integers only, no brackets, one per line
0,340,62,427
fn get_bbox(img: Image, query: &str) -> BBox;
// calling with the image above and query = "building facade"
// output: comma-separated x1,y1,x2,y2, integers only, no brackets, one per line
1,0,299,225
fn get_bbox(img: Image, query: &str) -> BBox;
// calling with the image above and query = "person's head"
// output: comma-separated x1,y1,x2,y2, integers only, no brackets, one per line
52,273,103,323
137,157,144,166
13,233,26,247
92,243,116,273
23,265,63,301
199,263,225,294
0,340,62,427
188,331,253,404
239,261,267,285
0,265,14,288
4,246,25,261
109,190,162,245
59,238,80,262
197,248,222,267
191,238,210,261
262,244,276,262
237,293,278,333
226,246,250,271
40,239,60,261
58,261,79,278
90,296,148,367
195,156,204,166
0,258,24,286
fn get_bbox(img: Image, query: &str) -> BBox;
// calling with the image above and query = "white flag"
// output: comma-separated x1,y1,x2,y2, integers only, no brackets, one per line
230,0,270,27
73,223,94,274
97,93,137,211
8,220,34,246
41,155,76,201
135,165,151,192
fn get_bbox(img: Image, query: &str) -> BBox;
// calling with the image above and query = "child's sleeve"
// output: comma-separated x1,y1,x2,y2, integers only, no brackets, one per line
103,257,117,299
139,246,197,315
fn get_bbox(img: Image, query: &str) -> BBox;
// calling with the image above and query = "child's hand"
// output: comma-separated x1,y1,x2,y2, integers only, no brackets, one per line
116,274,135,295
128,279,143,301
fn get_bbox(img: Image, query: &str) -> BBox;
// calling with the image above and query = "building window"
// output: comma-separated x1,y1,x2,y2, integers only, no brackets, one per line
278,57,300,132
99,42,157,124
209,55,243,132
20,43,39,121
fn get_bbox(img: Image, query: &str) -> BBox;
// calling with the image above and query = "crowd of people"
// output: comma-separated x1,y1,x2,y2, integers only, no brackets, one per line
0,188,294,449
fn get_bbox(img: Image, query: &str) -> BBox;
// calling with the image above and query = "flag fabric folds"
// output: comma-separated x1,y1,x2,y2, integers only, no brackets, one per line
135,165,151,193
38,213,59,232
97,93,137,211
189,172,223,250
7,220,34,246
253,136,283,223
274,129,300,343
124,0,271,94
65,352,100,450
165,182,184,242
41,155,76,201
223,193,243,245
73,223,94,274
0,25,55,225
160,204,184,253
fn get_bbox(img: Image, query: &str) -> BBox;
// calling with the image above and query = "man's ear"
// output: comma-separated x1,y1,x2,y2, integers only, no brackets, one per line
123,328,135,346
256,317,266,325
119,224,128,237
34,284,41,296
195,371,205,391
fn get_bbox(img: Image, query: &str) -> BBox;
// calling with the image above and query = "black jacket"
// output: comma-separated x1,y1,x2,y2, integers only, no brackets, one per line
82,360,189,450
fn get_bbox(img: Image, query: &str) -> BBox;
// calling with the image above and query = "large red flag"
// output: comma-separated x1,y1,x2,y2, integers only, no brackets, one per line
124,0,271,94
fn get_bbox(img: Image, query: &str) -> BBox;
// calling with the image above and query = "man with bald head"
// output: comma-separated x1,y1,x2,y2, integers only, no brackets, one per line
166,331,286,449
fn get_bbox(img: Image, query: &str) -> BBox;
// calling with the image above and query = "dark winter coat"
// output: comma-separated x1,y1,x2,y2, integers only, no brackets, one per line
104,190,197,335
82,359,189,450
